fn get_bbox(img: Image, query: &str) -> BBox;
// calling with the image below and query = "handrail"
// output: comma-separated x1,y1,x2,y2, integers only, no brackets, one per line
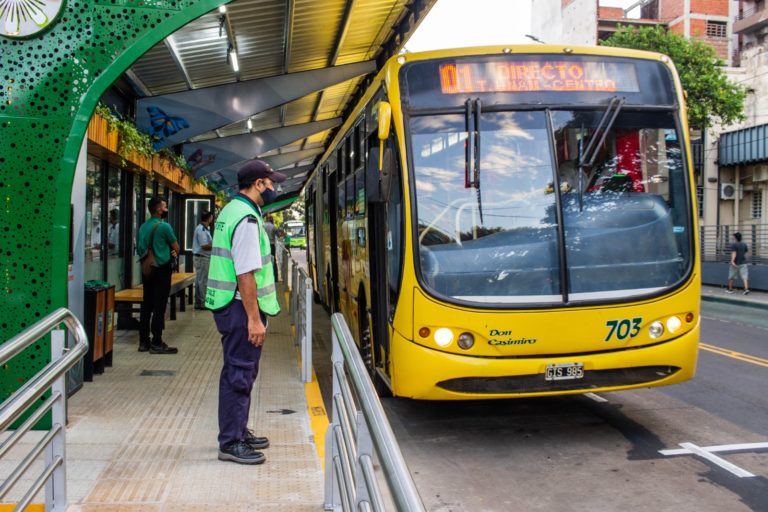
325,313,425,512
289,257,313,383
0,308,89,512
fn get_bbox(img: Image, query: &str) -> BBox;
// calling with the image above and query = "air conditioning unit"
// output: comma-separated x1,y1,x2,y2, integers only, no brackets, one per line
753,165,768,183
721,182,737,200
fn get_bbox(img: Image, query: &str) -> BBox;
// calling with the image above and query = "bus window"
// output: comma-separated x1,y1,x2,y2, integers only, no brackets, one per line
346,176,355,218
355,169,366,217
410,111,561,301
551,110,691,298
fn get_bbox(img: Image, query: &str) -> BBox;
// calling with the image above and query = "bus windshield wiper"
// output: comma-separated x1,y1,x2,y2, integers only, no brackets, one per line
474,99,483,226
576,96,625,211
464,99,483,229
579,95,625,168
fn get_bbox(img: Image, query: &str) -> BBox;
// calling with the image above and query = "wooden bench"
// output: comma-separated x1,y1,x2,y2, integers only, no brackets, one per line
115,272,196,328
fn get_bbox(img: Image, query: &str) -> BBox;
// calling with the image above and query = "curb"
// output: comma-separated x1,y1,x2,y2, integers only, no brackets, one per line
701,294,768,310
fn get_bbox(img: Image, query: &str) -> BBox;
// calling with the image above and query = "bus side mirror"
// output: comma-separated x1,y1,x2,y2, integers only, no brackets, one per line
377,101,392,141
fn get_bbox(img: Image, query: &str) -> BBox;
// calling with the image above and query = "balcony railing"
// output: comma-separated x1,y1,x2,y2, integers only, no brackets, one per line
736,2,764,21
700,224,768,264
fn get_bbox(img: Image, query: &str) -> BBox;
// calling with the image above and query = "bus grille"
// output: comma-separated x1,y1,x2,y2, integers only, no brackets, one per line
437,366,680,394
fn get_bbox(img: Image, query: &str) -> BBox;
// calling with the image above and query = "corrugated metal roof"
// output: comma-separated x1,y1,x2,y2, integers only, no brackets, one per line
126,0,436,202
719,123,768,166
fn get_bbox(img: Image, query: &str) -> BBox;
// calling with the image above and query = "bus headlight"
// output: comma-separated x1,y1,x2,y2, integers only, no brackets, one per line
649,321,664,339
434,328,453,347
457,332,474,350
666,316,682,334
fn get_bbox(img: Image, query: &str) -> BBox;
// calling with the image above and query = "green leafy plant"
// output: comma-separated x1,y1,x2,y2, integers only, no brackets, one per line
95,103,200,183
602,26,745,129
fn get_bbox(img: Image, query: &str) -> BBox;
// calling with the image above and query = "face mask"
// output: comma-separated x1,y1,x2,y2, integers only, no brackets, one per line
260,187,277,205
161,211,169,219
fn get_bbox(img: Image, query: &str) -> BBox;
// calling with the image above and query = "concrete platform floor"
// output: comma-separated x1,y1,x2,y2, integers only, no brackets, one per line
2,284,324,511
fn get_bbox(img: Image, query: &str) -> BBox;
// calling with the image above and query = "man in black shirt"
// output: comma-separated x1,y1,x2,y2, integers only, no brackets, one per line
726,232,750,295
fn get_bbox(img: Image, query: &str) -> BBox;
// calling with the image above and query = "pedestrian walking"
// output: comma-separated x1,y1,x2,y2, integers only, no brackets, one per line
726,232,750,295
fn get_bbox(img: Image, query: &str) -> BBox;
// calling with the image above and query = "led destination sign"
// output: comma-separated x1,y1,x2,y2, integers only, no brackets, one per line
438,61,640,94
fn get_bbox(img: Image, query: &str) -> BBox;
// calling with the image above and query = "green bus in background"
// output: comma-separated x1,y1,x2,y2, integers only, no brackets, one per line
283,220,306,249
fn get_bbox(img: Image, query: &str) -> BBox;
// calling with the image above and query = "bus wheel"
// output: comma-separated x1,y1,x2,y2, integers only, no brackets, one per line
358,298,392,397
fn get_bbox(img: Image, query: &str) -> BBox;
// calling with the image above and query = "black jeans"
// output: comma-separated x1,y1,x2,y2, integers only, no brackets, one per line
139,263,172,344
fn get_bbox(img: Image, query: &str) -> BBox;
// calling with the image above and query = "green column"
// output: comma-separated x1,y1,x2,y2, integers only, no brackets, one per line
0,0,227,407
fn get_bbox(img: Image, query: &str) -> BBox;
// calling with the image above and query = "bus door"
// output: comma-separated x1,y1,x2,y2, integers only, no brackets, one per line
366,132,402,377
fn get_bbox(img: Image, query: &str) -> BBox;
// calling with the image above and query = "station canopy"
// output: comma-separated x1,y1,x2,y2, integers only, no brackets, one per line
124,0,435,209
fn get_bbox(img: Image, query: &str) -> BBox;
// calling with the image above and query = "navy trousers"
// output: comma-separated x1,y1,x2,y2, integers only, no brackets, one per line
213,299,266,449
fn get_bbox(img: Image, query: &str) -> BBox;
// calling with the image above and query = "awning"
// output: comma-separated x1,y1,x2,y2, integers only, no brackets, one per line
719,123,768,166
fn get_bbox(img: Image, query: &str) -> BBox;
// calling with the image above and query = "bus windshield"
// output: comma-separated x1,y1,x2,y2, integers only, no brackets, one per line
285,223,305,237
410,109,692,305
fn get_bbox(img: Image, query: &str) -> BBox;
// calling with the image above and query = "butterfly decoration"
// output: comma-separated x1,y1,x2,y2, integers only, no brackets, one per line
186,148,216,173
147,106,189,145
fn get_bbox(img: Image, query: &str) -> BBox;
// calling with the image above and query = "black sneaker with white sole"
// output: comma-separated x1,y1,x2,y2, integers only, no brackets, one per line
244,429,269,449
218,441,266,465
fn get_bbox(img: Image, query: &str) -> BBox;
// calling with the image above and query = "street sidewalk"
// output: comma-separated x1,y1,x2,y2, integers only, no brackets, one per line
701,284,768,310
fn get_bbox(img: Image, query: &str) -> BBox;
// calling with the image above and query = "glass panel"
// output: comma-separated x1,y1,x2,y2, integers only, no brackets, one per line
551,110,691,299
411,112,560,303
106,166,124,289
84,156,103,281
185,199,210,252
132,177,142,287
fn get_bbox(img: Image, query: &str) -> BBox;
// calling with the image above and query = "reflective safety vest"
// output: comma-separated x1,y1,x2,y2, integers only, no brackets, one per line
205,196,280,315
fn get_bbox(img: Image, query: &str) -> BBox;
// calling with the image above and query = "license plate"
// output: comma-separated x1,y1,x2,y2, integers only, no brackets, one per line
545,362,584,381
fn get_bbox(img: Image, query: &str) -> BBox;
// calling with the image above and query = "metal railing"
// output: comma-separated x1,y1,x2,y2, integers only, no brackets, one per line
324,313,425,512
0,308,89,512
289,258,313,383
700,224,768,264
736,2,764,21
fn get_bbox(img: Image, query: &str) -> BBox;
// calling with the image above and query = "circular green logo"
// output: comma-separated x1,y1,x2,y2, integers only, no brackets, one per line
1,0,65,39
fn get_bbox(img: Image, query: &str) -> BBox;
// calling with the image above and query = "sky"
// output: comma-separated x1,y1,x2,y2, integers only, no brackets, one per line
404,0,638,52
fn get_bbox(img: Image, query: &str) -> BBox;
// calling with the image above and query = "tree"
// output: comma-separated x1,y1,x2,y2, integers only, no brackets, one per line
602,25,745,129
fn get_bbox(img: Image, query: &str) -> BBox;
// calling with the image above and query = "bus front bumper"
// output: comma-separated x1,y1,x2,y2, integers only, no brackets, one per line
390,325,699,400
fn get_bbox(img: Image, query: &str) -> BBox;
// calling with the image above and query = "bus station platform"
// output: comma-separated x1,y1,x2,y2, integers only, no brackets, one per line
1,282,325,511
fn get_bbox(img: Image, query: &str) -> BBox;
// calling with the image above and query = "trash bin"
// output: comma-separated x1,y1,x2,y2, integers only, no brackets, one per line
84,281,107,381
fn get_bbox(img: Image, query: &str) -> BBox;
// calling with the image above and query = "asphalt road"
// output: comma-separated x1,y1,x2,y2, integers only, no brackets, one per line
301,255,768,511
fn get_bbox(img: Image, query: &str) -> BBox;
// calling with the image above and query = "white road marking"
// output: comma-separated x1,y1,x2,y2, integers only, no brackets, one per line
659,442,767,478
584,392,608,403
660,442,768,456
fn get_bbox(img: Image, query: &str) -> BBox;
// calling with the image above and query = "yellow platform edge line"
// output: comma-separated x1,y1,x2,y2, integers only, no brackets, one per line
0,505,44,511
297,348,330,471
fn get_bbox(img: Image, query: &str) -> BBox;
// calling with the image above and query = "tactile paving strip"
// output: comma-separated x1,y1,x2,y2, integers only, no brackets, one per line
0,286,323,509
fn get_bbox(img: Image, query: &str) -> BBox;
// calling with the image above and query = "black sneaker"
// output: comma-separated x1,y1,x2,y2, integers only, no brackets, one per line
218,441,266,465
138,343,150,352
149,342,178,354
243,429,269,449
743,289,750,295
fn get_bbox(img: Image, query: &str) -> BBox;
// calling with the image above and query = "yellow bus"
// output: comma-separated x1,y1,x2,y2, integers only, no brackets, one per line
304,45,700,399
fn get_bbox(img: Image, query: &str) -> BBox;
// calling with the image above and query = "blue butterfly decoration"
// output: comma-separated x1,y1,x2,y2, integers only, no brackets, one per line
147,106,189,146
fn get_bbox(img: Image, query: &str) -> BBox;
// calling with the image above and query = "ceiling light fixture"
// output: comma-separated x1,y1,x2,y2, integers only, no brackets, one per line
246,118,253,131
227,44,239,72
219,5,226,13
